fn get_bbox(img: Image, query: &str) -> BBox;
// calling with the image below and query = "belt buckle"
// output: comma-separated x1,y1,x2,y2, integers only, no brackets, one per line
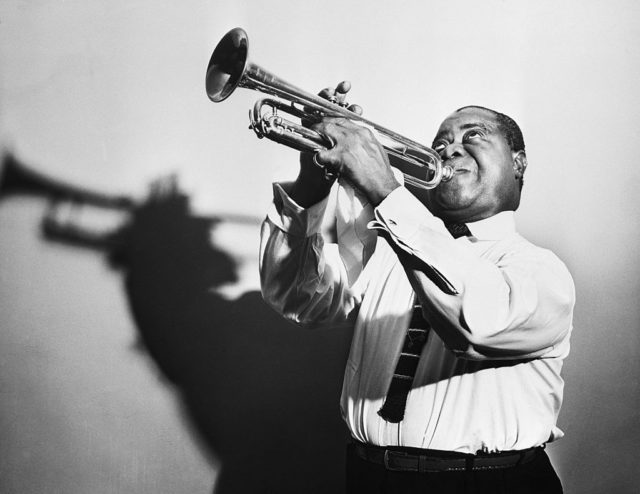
383,450,407,471
383,450,393,470
383,450,411,472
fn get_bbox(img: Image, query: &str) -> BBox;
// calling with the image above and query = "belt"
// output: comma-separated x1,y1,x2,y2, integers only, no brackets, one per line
352,441,542,472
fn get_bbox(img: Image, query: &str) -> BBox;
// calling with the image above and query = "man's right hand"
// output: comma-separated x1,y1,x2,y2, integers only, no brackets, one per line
290,81,362,208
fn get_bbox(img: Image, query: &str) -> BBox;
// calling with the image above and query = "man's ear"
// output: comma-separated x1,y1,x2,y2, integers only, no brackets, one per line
513,151,527,180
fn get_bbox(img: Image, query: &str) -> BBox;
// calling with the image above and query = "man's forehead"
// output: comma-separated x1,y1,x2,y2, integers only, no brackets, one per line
438,107,498,133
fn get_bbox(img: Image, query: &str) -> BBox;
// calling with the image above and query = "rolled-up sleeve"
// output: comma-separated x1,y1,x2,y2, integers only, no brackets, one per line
369,187,575,360
259,183,368,328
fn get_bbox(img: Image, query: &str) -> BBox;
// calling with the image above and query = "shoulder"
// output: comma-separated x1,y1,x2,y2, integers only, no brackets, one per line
498,233,575,303
510,233,571,269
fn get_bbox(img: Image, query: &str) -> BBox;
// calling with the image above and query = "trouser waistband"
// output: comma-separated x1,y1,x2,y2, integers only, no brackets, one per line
351,441,542,473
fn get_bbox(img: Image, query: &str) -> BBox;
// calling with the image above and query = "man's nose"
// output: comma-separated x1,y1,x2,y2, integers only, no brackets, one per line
441,142,465,161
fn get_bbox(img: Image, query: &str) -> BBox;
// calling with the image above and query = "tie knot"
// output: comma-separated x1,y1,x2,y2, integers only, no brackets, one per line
445,222,471,239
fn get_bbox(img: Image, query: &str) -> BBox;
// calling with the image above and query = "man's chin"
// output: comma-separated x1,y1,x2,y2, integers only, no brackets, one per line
406,180,475,217
424,183,477,218
431,184,473,210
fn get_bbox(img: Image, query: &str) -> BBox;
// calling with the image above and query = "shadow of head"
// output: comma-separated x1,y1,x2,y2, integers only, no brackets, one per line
0,157,352,493
113,180,352,494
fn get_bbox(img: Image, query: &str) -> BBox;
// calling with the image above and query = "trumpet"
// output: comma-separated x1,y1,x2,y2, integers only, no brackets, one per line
205,28,453,190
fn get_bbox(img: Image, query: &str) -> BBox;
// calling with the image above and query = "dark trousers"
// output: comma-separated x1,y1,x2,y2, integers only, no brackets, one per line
346,443,563,494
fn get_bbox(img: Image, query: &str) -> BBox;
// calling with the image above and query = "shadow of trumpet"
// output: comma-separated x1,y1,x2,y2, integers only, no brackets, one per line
1,153,353,494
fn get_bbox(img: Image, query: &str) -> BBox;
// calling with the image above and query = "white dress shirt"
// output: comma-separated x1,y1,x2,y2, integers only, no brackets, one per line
260,181,575,454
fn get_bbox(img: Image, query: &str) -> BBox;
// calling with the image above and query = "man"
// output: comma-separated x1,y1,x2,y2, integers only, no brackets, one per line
259,83,575,493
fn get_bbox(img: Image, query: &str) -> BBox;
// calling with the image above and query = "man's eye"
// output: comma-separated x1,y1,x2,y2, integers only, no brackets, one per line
464,130,483,142
433,141,447,153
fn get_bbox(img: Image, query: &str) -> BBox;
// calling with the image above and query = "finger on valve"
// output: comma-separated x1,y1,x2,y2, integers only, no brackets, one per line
334,81,351,105
333,81,363,115
348,104,363,115
318,86,336,100
301,86,335,127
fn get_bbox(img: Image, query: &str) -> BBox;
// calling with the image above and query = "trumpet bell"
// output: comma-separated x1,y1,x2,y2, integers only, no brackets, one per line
205,28,249,103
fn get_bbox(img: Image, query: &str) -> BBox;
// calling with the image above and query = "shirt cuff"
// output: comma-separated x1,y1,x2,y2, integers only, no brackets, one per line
368,186,449,243
368,186,460,295
268,182,329,237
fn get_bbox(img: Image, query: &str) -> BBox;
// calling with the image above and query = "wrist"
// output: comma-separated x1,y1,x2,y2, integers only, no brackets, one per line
366,177,402,207
290,172,334,209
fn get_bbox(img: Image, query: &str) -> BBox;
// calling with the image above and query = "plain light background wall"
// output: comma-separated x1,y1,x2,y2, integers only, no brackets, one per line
1,1,639,493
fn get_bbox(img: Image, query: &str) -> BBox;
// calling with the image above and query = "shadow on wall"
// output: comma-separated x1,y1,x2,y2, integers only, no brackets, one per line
114,182,354,494
1,155,353,494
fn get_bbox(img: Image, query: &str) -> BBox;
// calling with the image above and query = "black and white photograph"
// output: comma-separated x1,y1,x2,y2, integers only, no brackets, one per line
1,1,638,493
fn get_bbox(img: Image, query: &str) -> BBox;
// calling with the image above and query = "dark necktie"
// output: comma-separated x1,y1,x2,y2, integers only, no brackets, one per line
378,222,470,423
377,303,431,422
445,222,472,239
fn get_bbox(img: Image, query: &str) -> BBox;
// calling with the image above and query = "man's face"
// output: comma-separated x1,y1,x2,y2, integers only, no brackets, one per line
415,107,523,223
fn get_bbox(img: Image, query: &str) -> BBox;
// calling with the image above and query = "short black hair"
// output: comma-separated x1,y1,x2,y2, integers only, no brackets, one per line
455,105,526,190
455,105,525,153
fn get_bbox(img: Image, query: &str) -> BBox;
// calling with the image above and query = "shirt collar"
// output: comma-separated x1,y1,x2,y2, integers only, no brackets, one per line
464,211,517,240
